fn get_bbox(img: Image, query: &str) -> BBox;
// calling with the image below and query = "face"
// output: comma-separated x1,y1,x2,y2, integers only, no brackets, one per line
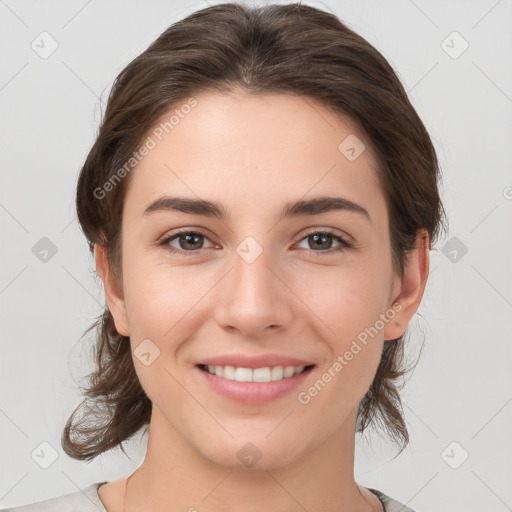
98,90,426,470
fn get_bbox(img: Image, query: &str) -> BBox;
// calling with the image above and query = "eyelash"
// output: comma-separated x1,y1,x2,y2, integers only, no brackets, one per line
158,228,353,257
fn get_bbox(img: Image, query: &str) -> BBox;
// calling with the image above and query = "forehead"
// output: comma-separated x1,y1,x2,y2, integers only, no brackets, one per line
123,90,386,223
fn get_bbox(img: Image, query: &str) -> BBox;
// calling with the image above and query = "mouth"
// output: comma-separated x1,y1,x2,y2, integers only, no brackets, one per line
196,363,315,382
195,363,316,405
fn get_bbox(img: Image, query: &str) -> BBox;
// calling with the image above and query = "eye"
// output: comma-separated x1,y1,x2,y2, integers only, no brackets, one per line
295,230,352,254
159,229,216,255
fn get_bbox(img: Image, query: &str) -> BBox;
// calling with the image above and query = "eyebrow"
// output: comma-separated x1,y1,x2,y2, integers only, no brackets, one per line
143,195,371,222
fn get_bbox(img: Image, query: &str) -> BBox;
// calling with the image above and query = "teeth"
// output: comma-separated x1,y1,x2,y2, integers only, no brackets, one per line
205,365,307,382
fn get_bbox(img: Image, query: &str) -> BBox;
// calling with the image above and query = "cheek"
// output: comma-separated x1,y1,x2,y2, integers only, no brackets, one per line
120,263,198,407
296,257,390,338
295,261,387,389
121,241,208,334
298,270,386,413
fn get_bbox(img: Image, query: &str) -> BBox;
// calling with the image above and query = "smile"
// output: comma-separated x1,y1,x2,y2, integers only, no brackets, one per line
196,364,315,405
198,364,313,382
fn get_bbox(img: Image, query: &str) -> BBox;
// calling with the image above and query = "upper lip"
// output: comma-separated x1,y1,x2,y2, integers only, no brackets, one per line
197,354,315,369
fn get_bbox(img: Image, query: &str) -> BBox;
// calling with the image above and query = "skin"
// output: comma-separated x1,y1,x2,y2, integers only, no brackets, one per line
94,90,429,512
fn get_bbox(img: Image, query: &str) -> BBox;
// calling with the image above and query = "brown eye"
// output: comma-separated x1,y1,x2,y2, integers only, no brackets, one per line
296,230,352,254
160,230,216,255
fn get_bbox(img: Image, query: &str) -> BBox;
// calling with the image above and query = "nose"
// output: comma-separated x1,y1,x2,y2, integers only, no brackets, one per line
213,246,294,338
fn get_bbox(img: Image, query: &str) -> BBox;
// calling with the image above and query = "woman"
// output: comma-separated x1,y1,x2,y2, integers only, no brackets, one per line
3,2,446,511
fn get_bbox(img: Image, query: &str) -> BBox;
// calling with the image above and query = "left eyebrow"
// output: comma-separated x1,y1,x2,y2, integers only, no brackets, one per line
143,195,371,223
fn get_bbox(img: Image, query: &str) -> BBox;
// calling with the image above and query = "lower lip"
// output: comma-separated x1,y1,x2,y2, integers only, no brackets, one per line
195,365,315,405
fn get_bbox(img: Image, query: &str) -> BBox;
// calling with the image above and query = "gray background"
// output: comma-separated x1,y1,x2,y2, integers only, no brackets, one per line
1,0,511,510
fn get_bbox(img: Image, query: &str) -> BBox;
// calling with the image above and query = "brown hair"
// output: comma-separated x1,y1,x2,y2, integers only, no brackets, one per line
63,1,447,461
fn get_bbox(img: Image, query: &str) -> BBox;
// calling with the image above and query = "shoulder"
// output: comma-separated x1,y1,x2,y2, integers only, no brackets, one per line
0,482,107,512
366,487,417,512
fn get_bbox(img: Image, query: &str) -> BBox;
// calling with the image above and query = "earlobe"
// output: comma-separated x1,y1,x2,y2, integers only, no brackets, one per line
383,229,430,341
94,243,130,337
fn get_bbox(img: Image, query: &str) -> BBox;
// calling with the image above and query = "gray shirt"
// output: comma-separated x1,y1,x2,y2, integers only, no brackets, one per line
1,482,416,512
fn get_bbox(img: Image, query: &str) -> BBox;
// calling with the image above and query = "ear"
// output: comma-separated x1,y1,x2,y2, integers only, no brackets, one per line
383,228,430,341
94,242,130,336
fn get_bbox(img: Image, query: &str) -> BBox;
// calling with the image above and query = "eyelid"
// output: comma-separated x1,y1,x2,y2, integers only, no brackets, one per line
298,226,353,244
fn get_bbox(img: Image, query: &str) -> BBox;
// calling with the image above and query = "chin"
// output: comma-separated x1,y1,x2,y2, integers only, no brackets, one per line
198,438,303,472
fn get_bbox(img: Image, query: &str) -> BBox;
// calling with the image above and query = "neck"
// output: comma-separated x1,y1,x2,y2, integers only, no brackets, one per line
122,406,378,512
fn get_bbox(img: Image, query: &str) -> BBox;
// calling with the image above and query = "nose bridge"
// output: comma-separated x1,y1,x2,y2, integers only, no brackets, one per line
214,235,292,333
